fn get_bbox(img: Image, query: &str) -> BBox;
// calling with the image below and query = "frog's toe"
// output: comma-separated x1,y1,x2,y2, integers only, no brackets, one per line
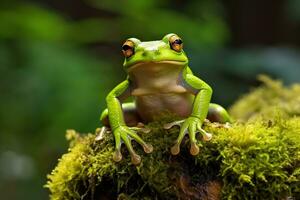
127,128,153,154
202,132,212,141
197,125,213,141
224,122,231,129
210,122,231,129
140,127,151,133
143,143,153,153
170,121,189,155
113,150,122,162
129,126,151,133
190,142,200,156
130,152,141,165
95,126,109,141
171,143,181,155
164,123,174,130
163,120,185,129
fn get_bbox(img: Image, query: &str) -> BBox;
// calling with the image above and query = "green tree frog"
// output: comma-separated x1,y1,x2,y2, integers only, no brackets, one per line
100,33,231,165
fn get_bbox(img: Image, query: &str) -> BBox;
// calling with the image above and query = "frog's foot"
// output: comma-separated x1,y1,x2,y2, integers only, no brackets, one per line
95,124,151,141
164,117,212,156
113,126,153,165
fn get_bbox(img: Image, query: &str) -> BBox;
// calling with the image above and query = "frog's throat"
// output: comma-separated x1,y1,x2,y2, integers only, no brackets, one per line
127,61,187,72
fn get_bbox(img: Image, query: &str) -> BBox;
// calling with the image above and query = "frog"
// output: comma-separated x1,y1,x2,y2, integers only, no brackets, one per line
100,33,231,165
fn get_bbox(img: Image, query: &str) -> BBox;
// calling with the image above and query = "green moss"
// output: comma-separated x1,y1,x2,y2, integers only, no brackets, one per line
201,115,300,199
46,76,300,199
230,75,300,121
45,130,118,199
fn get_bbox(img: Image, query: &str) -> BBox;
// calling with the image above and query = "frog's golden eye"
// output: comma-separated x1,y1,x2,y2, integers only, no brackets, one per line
169,35,183,52
122,40,135,58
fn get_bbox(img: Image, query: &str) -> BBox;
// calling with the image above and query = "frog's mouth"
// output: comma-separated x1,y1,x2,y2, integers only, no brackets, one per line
127,60,187,72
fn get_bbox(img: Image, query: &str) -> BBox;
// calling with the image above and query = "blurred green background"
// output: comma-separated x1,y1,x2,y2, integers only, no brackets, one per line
0,0,300,199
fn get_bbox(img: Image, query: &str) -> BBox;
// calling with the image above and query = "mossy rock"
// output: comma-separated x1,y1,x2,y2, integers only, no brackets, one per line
46,76,300,200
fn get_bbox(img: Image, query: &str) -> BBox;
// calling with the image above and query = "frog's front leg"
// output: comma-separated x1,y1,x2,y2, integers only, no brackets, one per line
101,102,148,128
104,80,153,165
164,103,231,154
166,69,213,156
100,102,151,139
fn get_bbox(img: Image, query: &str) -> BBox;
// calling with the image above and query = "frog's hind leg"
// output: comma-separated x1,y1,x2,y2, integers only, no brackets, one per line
207,103,232,123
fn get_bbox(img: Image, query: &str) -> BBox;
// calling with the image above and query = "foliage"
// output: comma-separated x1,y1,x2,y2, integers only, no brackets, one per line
46,77,300,199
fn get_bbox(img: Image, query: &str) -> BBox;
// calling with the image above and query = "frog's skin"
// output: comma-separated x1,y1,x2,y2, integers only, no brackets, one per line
100,33,231,165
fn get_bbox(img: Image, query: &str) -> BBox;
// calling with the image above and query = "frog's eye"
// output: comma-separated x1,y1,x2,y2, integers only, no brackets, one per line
122,40,135,58
169,35,183,52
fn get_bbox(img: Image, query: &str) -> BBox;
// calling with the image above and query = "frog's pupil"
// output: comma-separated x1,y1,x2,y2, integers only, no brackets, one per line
122,45,132,51
173,39,182,45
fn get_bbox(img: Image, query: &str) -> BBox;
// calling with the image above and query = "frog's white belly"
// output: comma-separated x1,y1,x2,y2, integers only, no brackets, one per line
135,93,194,122
128,61,193,122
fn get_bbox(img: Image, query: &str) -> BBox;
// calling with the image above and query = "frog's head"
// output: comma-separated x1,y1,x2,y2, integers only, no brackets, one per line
121,33,188,72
